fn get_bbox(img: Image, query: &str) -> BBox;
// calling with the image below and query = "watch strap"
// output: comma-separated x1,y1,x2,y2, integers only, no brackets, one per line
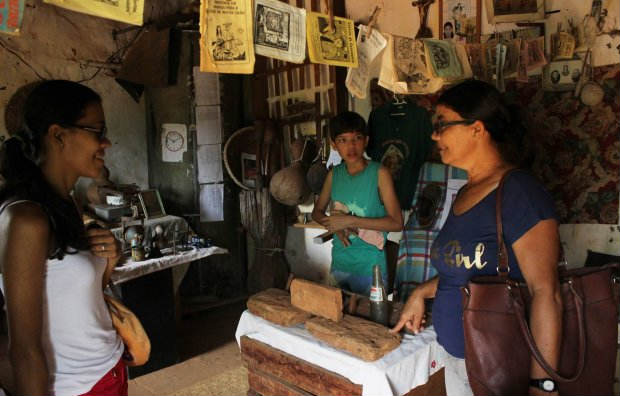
530,378,557,392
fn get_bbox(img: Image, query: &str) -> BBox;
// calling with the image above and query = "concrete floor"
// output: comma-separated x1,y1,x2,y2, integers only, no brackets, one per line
128,300,249,395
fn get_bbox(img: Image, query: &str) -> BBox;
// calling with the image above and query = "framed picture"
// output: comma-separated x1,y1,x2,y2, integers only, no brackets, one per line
484,0,544,24
543,59,584,92
138,189,166,220
241,152,257,188
439,0,482,43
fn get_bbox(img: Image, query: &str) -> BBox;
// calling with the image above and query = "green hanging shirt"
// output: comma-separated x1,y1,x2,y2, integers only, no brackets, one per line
330,160,386,277
367,102,433,209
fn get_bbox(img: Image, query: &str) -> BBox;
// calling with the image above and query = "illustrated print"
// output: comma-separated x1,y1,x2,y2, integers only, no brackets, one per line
430,44,450,69
212,22,246,61
381,145,405,181
255,4,290,50
317,17,350,61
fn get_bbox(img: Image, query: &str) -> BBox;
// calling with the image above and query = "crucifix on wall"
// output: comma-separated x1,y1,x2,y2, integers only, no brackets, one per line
412,0,435,38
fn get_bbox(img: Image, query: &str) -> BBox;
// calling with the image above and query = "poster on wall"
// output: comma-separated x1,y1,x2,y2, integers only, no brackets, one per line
0,0,25,35
542,59,584,91
43,0,144,26
439,0,481,43
200,0,255,74
306,11,358,68
484,0,544,24
254,0,306,64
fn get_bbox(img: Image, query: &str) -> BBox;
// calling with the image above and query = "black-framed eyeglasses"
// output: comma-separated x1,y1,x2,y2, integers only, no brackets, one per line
63,124,108,141
432,119,476,135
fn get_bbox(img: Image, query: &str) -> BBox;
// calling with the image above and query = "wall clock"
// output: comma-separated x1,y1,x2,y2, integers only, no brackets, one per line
165,130,185,152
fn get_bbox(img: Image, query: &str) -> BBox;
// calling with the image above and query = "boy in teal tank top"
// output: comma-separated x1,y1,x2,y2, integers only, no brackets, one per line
312,112,403,295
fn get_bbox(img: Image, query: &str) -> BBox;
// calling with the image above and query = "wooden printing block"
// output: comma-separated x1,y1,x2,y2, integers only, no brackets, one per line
305,315,401,361
290,278,343,322
247,288,312,327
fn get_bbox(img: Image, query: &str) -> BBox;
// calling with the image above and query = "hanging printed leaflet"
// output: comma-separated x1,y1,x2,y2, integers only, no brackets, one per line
423,39,463,79
254,0,306,64
0,0,24,35
200,0,254,74
345,25,387,99
307,11,357,68
43,0,144,26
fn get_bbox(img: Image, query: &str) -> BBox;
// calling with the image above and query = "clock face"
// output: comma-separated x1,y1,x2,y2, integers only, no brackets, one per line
165,130,184,152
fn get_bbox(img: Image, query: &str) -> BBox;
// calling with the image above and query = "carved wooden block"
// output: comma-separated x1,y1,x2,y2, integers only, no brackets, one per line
305,315,401,361
290,278,343,322
247,288,312,327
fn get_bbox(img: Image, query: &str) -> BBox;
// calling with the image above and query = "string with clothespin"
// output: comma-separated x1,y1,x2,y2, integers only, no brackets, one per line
322,0,335,33
364,5,382,42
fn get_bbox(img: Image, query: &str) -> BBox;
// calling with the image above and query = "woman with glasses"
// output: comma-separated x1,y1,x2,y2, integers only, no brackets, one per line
392,80,562,396
0,80,127,395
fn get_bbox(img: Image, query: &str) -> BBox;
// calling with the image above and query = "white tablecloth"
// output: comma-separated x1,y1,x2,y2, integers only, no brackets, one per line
111,246,228,284
235,311,444,396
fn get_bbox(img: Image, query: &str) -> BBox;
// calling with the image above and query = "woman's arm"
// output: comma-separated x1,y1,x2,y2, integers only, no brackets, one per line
85,227,122,289
513,219,562,396
390,276,438,334
323,166,403,233
0,203,51,395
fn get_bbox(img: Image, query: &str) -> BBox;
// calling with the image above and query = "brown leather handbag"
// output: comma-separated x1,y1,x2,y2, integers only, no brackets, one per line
461,171,620,396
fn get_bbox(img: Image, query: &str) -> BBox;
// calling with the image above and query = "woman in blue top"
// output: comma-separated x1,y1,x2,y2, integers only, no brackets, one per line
392,80,562,396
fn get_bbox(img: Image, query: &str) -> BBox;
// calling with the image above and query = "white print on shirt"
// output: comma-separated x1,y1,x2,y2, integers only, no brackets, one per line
432,241,488,270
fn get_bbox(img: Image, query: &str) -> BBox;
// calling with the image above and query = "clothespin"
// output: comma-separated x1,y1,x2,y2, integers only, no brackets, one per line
365,5,382,40
323,0,335,32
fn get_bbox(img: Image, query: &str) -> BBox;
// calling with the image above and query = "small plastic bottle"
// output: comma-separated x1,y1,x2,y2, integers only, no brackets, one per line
369,265,389,326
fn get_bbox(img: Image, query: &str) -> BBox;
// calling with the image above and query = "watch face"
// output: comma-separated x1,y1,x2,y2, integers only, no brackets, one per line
542,379,555,392
165,130,184,152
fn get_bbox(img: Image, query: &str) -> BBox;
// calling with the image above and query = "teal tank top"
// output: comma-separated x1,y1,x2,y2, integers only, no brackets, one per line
330,160,387,277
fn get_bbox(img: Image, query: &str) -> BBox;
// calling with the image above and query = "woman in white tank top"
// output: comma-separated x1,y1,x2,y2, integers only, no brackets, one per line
0,80,126,396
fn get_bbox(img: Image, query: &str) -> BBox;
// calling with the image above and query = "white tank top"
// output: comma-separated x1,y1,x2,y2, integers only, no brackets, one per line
0,200,123,396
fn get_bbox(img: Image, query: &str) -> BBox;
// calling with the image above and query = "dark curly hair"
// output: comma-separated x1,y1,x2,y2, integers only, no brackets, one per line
0,80,102,260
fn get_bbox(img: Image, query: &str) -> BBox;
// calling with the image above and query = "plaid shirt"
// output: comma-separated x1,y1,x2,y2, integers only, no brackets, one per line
394,162,467,302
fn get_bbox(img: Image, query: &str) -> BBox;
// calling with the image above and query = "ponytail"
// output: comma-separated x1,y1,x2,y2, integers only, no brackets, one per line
437,79,533,167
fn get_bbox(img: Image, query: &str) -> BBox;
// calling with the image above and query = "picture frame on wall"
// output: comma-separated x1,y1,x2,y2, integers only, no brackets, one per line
439,0,482,43
484,0,545,24
542,59,584,92
138,189,166,220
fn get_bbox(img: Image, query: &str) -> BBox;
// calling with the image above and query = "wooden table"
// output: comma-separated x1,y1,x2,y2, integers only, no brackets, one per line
240,336,446,396
236,310,446,396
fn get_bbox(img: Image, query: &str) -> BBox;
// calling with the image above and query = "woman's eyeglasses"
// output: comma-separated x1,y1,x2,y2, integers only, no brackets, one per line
432,119,475,134
63,124,108,141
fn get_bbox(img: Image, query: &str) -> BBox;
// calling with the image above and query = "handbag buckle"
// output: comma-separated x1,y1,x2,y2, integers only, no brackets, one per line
496,266,510,274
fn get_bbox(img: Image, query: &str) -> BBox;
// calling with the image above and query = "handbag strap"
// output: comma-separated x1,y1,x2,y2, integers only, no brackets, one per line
494,169,514,277
494,169,586,382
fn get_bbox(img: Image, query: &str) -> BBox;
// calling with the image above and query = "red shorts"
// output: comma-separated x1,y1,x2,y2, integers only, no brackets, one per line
79,357,128,396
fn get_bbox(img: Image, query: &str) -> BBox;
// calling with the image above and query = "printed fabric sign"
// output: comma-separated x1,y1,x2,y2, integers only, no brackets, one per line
200,0,255,74
306,11,358,68
43,0,144,26
254,0,306,64
0,0,25,35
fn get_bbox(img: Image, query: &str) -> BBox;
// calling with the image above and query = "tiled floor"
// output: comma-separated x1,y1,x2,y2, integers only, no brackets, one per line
128,300,249,395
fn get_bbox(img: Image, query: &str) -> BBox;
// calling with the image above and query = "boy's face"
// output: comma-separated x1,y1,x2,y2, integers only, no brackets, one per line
331,131,368,163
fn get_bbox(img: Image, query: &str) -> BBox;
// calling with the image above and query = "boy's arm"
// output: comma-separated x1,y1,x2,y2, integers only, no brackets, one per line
311,170,332,226
311,170,352,247
325,166,403,233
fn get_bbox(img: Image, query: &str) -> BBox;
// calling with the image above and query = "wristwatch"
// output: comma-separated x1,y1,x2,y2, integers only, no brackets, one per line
530,378,557,392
